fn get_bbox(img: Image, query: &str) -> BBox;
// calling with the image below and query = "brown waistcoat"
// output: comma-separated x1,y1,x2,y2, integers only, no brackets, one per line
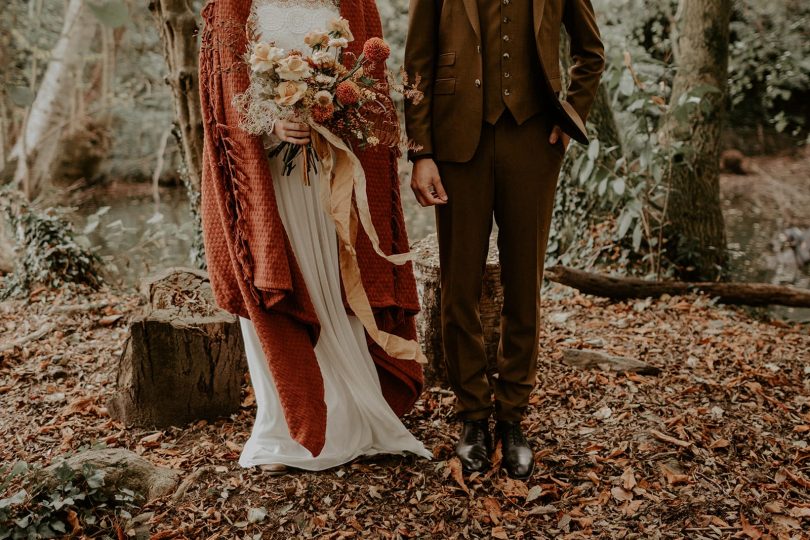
404,0,606,163
479,0,544,125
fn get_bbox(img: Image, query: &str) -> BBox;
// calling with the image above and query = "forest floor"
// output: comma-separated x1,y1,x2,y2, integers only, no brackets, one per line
1,151,809,539
1,283,808,539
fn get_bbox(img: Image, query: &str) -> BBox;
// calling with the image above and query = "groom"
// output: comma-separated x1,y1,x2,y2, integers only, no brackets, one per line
404,0,604,478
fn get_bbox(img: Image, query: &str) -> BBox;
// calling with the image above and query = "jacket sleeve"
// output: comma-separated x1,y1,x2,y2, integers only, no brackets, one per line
403,0,439,160
562,0,606,125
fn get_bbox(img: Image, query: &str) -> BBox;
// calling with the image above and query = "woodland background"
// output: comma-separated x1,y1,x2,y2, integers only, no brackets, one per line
0,0,809,538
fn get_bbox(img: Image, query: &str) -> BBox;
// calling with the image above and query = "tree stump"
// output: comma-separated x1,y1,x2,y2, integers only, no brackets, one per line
107,267,245,427
412,234,503,387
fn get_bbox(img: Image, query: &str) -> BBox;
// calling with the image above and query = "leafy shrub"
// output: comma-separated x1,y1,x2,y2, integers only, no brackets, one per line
0,461,137,539
0,188,103,299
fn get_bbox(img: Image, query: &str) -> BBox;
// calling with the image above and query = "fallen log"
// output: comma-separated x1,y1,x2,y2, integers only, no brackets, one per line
545,266,810,307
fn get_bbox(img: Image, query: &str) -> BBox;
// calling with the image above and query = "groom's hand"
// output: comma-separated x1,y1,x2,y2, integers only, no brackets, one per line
411,158,448,207
549,125,571,151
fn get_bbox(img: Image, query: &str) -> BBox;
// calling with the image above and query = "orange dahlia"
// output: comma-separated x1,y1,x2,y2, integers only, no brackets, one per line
335,81,361,105
312,103,335,123
363,37,390,63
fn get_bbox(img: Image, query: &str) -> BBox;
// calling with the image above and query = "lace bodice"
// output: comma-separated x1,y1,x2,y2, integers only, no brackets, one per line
251,0,341,50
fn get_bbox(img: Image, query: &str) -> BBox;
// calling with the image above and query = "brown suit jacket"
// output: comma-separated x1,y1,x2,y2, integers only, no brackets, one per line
404,0,606,163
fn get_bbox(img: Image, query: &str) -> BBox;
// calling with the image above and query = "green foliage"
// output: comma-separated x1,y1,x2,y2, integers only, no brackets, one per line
0,188,103,299
0,461,137,539
594,0,810,137
727,0,810,135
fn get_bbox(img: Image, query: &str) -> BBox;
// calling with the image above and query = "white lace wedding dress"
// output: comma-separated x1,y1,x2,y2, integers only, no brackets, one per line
238,0,431,471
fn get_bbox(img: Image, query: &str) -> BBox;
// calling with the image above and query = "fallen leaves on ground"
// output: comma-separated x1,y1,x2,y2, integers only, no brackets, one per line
0,283,808,538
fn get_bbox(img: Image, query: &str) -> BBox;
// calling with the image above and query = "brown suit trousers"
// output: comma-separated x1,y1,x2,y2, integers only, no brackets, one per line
437,111,565,421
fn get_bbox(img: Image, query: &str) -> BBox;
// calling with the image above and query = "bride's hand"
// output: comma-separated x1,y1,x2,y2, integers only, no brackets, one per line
273,120,311,145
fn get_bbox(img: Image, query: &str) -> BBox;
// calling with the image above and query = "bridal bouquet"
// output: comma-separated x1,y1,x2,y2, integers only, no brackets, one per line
236,16,421,180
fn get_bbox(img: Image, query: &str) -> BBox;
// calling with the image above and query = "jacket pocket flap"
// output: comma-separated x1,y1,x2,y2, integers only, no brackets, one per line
437,52,456,67
433,78,456,95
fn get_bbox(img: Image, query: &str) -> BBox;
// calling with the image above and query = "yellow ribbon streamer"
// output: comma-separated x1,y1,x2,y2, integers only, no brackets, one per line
309,124,427,365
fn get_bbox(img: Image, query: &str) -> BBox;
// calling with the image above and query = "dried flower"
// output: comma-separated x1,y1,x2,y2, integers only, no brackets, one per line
335,81,361,105
328,17,354,41
328,37,350,49
304,31,330,49
249,43,284,73
312,50,335,67
276,56,312,81
312,103,335,123
367,135,380,146
275,81,308,106
314,90,333,107
363,38,390,64
315,73,336,85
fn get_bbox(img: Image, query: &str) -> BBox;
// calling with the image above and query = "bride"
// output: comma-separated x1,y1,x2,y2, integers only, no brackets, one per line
198,0,431,472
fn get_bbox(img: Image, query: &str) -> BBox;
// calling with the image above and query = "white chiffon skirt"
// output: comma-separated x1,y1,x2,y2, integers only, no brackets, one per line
238,156,431,471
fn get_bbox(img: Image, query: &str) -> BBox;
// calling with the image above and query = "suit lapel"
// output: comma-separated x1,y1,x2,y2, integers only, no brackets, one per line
462,0,481,39
533,0,546,36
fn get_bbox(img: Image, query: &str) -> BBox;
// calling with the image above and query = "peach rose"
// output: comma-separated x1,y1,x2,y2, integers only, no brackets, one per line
304,31,330,49
249,43,284,73
274,81,308,106
276,55,312,81
328,17,354,41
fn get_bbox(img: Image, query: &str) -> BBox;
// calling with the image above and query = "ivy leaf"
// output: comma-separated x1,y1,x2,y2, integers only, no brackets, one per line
88,0,130,28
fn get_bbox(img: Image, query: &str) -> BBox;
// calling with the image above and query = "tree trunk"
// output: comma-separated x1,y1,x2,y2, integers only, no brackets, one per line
661,0,731,280
8,0,97,198
107,268,246,428
148,0,204,191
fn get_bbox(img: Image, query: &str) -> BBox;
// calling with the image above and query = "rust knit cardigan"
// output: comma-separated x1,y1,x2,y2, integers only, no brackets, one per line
198,0,423,457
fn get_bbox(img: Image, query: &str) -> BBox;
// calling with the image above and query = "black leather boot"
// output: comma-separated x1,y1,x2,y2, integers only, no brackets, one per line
497,420,535,480
455,419,492,473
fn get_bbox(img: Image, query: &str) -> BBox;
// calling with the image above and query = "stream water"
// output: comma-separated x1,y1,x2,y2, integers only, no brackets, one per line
77,181,809,322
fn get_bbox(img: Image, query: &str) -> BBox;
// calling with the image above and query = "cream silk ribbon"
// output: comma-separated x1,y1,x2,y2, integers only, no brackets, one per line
309,123,427,365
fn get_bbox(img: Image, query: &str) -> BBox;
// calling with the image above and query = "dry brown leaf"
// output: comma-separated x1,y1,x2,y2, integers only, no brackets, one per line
660,462,690,486
709,438,731,449
61,396,95,416
482,496,502,523
610,486,633,502
740,514,763,539
99,314,124,326
772,515,801,529
764,501,785,514
783,468,810,489
140,432,163,448
620,467,637,490
500,477,529,499
447,458,470,496
649,429,691,448
623,499,643,516
67,509,81,535
788,506,810,518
